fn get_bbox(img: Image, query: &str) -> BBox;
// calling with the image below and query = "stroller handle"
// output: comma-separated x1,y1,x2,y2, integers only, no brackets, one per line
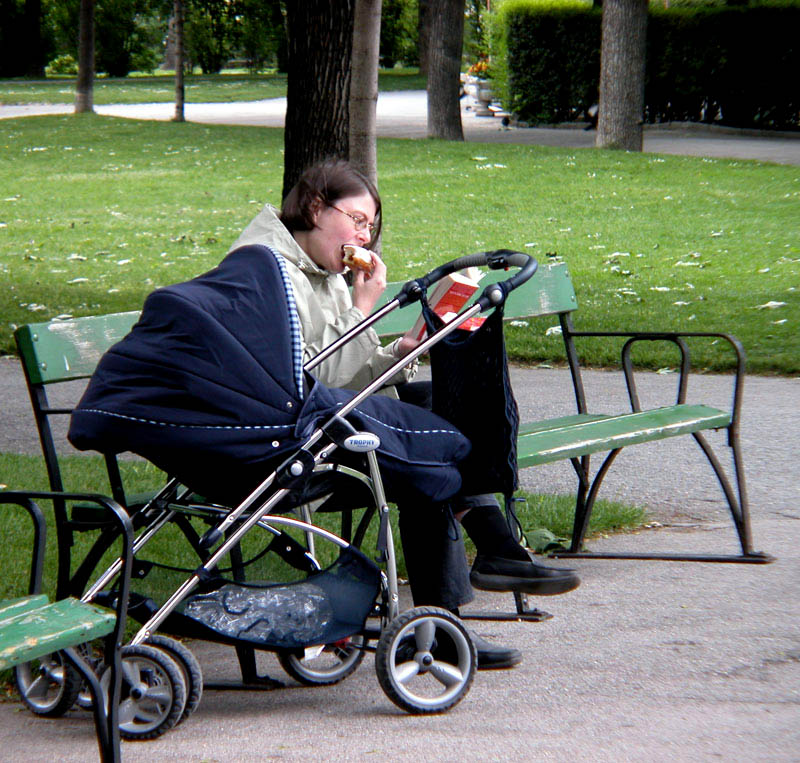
394,249,538,309
306,251,536,373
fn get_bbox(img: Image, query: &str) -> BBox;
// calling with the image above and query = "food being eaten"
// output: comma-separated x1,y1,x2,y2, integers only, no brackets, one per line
342,244,374,274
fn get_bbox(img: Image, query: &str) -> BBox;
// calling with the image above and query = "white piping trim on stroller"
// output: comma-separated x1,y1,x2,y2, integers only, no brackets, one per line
76,408,294,432
348,407,463,437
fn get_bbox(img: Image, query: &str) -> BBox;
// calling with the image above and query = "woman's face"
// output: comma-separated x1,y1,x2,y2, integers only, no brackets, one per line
295,191,377,274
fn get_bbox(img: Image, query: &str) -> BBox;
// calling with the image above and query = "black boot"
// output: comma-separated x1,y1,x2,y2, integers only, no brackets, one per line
461,506,580,596
449,608,522,670
470,552,580,596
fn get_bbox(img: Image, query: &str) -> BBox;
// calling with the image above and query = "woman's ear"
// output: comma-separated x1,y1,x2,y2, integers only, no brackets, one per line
308,195,324,225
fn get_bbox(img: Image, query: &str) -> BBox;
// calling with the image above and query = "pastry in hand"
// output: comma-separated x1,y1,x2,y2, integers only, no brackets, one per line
342,244,374,274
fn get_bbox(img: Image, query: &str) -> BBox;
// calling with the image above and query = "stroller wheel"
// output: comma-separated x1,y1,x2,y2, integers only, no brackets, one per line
375,606,476,715
145,635,203,725
14,651,82,717
277,634,366,685
106,643,187,740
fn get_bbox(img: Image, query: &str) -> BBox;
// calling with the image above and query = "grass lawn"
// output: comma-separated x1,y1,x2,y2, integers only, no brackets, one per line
0,452,645,604
1,115,797,372
0,68,427,105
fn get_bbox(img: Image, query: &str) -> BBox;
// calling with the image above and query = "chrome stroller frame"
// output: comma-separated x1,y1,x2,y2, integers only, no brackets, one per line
73,250,538,734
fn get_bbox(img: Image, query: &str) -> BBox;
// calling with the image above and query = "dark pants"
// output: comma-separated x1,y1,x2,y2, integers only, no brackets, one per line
394,381,499,610
280,381,491,612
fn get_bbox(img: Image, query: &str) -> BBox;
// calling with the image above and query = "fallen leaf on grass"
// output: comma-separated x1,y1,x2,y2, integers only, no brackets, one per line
754,301,787,309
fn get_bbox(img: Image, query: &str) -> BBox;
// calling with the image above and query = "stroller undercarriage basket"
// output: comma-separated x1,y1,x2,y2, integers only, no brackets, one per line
177,543,381,650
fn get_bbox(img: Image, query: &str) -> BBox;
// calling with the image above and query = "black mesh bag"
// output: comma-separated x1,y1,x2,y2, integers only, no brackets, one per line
422,300,520,499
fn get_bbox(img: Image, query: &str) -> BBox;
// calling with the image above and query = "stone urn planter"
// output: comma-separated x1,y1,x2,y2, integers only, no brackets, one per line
475,82,494,116
461,73,494,116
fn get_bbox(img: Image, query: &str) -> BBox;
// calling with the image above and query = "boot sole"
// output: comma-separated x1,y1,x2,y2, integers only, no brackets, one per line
477,652,523,670
470,570,580,596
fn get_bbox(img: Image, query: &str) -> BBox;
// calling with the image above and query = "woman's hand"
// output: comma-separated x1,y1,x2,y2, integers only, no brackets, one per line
351,252,387,315
395,332,422,358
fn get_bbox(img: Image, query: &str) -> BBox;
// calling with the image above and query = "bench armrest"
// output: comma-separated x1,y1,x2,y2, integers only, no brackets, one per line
566,330,746,439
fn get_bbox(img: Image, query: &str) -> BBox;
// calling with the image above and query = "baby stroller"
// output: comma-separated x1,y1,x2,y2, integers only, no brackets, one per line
66,245,537,735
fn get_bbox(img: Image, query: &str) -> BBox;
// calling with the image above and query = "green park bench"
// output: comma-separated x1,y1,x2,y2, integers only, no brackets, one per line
13,260,772,565
0,491,133,762
376,261,772,565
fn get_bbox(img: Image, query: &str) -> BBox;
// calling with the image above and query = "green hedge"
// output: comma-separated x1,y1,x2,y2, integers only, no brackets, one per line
490,0,600,124
492,0,800,130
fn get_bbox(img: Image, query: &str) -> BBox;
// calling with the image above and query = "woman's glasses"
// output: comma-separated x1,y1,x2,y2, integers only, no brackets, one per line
329,204,375,233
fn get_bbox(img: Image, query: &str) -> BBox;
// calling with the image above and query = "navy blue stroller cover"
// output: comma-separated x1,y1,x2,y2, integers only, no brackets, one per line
68,245,470,506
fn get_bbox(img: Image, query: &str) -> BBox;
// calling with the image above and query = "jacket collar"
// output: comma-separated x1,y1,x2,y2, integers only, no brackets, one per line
259,204,329,278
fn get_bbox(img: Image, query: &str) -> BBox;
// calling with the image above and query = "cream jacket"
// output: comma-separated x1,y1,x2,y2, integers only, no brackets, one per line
229,204,413,393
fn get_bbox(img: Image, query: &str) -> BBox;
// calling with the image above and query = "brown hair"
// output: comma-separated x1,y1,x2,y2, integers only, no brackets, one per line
280,159,382,248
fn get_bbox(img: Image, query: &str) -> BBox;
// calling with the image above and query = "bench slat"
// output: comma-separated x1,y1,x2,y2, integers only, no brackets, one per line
0,597,117,671
376,262,577,338
0,594,50,623
15,311,140,385
519,413,611,435
517,404,731,467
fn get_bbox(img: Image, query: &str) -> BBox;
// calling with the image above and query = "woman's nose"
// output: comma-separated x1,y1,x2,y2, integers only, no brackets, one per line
354,227,371,244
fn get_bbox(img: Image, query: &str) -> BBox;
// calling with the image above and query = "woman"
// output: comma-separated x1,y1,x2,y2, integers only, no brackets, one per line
231,160,581,669
229,161,418,395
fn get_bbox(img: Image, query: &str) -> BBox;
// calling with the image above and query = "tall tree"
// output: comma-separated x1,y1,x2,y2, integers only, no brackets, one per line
75,0,95,114
596,0,648,151
173,0,185,123
349,0,382,192
427,0,465,141
282,1,355,198
417,0,431,76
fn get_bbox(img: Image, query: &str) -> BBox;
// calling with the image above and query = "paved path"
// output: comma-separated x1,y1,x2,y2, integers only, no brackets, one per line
3,91,800,165
1,357,798,760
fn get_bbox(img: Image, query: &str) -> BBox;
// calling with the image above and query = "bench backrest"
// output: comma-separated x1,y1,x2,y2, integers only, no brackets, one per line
14,262,577,382
14,314,141,594
15,311,140,386
374,261,577,337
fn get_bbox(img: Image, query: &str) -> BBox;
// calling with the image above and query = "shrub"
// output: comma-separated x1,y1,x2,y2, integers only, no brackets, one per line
45,54,79,76
492,0,800,130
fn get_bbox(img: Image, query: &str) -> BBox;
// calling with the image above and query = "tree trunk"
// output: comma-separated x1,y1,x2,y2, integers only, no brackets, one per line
349,0,381,191
427,0,465,141
596,0,648,151
75,0,95,114
418,0,431,77
173,0,185,123
283,0,355,199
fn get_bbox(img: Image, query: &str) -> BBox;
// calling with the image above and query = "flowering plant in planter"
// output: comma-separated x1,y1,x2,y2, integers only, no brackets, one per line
467,59,490,79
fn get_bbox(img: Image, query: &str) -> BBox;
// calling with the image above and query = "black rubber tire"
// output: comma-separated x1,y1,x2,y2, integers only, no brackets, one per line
108,643,187,740
375,606,476,715
144,635,203,725
277,634,366,686
14,652,82,717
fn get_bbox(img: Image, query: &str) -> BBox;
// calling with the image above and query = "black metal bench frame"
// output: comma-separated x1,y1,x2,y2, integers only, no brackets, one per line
0,491,133,762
